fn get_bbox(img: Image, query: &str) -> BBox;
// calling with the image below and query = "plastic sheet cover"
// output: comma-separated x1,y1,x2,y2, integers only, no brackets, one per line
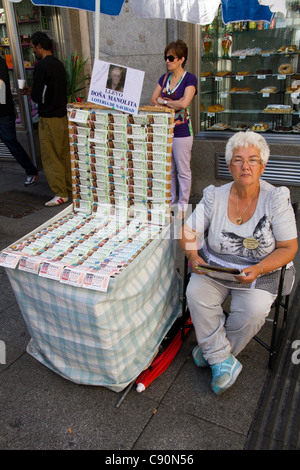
6,233,181,392
129,0,222,25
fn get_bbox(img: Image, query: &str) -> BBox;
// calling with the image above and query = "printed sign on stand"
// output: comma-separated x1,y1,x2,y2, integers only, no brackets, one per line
87,60,145,115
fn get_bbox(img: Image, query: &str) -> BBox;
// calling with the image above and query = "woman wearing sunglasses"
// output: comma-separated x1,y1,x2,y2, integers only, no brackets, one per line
150,39,197,218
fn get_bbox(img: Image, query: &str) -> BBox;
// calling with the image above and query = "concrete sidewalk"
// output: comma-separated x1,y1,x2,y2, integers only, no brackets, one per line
0,159,299,451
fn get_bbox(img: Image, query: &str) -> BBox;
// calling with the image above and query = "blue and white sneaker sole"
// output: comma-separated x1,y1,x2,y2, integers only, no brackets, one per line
211,360,243,395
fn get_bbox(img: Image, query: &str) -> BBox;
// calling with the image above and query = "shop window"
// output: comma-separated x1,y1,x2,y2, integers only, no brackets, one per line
200,0,300,135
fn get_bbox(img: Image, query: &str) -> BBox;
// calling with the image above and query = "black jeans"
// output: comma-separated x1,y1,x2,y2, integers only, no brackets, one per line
0,115,37,176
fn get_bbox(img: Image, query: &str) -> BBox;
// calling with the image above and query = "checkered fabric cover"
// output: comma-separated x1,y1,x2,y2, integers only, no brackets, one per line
6,235,181,391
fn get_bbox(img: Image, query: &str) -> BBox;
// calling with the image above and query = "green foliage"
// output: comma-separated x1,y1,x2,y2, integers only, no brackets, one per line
65,52,90,103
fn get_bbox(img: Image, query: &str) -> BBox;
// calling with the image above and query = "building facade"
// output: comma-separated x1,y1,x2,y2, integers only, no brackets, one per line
1,0,299,200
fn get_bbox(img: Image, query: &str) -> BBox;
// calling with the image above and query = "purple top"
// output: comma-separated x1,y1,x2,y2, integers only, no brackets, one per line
158,71,197,137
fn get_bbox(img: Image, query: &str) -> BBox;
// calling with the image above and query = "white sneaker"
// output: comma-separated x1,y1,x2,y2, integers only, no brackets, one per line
24,175,38,186
45,196,68,207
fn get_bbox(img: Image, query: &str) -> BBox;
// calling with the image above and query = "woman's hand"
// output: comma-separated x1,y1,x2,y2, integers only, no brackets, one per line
189,256,207,275
22,85,32,96
157,96,168,105
235,264,262,284
179,223,207,275
150,83,162,106
236,239,298,285
150,82,196,109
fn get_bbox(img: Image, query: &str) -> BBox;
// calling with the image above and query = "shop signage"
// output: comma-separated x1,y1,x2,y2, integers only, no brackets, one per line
87,60,144,115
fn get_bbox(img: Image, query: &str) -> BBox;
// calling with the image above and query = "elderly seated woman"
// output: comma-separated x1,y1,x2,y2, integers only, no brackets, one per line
179,131,298,395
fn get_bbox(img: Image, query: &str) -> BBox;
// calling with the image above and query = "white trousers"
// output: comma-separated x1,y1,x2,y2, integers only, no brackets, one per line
186,273,276,365
171,136,193,211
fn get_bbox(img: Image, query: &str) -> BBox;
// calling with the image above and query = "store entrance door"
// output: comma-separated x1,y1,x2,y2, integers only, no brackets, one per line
1,0,62,168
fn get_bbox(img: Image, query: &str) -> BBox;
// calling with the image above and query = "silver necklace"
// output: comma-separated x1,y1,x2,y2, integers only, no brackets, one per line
235,185,259,225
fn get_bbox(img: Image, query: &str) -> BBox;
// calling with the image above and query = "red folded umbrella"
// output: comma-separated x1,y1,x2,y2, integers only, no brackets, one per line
136,317,192,392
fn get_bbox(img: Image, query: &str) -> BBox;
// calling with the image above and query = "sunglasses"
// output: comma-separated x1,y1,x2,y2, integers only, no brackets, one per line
164,55,177,62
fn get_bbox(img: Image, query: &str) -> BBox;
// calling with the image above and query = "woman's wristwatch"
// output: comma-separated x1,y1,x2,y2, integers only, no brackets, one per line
164,100,168,105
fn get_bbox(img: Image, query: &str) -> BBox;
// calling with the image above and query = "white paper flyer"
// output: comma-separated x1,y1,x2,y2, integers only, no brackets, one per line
87,60,145,115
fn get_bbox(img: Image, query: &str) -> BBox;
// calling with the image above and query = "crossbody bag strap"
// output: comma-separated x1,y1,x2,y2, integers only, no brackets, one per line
160,73,169,96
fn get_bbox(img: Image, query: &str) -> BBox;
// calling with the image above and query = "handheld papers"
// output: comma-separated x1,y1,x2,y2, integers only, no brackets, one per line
194,264,245,281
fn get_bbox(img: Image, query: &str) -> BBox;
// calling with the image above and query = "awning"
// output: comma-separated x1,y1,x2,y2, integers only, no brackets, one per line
30,0,124,15
11,0,287,23
9,0,286,60
8,0,287,60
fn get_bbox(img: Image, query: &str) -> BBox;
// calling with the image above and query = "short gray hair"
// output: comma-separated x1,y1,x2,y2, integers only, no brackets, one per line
225,131,270,165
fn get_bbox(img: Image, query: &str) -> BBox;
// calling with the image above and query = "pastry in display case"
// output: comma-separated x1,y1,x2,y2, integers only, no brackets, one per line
200,1,300,135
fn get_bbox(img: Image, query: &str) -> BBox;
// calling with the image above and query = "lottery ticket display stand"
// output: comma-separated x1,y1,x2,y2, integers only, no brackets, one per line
1,104,181,392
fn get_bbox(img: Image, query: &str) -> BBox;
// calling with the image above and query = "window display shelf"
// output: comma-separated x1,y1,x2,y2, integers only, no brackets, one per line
203,52,300,62
203,109,300,114
17,19,39,24
201,73,298,78
199,1,300,136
